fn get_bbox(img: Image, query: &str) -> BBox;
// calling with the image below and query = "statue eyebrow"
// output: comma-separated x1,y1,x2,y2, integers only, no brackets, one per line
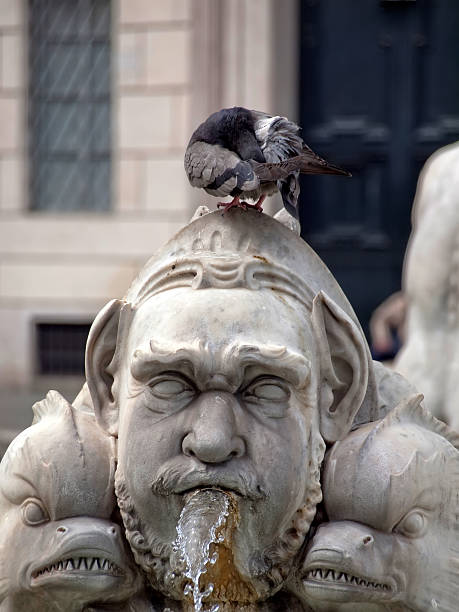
224,343,311,389
130,344,198,383
130,341,310,390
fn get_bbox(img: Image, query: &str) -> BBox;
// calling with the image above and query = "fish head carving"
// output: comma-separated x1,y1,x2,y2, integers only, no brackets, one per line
0,391,141,609
302,395,459,612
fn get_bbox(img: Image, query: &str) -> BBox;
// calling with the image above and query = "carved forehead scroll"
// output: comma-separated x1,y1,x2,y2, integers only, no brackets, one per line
133,256,315,310
129,228,314,308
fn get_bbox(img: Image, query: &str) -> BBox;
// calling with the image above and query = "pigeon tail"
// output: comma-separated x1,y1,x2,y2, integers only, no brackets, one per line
250,156,351,182
299,157,351,177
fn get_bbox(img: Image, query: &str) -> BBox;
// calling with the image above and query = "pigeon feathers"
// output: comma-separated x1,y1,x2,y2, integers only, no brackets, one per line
184,106,350,218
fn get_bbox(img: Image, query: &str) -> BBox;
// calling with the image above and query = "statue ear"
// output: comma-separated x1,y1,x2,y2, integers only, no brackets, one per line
311,291,369,442
85,299,129,436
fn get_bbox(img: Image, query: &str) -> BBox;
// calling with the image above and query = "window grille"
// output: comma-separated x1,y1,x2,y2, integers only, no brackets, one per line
29,0,111,212
36,322,91,375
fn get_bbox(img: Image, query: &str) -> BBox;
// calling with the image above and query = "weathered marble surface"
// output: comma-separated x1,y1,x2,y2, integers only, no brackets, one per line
0,209,455,611
0,391,143,611
84,208,378,609
302,394,459,612
394,143,459,431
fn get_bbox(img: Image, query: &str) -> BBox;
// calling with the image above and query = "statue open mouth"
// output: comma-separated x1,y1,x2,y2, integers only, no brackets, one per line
30,549,125,586
303,565,396,601
181,485,241,501
171,478,266,502
150,461,267,501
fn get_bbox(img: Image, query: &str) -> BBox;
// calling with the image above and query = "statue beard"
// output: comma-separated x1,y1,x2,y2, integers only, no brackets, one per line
114,427,325,602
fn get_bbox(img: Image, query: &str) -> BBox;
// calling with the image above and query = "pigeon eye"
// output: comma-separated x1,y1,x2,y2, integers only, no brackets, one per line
394,510,428,538
21,498,49,526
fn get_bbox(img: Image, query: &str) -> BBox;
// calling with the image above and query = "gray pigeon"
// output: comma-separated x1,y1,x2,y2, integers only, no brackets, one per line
184,106,350,218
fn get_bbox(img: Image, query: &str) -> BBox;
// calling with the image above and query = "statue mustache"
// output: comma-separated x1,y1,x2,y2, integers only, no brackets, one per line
151,459,267,501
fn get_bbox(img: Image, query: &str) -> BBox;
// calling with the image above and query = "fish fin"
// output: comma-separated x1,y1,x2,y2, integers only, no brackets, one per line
31,390,72,425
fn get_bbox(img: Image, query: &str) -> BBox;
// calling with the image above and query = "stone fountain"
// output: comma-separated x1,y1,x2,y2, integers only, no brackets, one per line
0,208,457,611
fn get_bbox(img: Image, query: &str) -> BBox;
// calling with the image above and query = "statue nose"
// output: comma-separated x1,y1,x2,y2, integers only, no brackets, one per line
182,392,245,463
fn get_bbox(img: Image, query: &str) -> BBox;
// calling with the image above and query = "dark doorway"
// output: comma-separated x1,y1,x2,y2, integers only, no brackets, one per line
299,0,459,339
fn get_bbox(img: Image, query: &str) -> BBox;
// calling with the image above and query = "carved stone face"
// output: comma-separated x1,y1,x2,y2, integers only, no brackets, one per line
0,393,140,611
115,286,321,595
302,405,459,612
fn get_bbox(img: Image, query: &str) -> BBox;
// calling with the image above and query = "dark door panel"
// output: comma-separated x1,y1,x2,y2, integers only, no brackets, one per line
299,0,459,337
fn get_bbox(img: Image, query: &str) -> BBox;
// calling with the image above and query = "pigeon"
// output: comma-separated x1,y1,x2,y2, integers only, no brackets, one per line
184,106,350,218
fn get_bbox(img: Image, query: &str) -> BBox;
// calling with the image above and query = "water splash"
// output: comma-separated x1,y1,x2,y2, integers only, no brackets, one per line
173,488,231,611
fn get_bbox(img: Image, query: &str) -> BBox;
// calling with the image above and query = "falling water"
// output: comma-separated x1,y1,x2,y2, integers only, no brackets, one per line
173,488,232,612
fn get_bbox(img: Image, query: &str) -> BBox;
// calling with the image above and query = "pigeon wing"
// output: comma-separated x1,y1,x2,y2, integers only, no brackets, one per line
252,111,303,163
185,141,259,197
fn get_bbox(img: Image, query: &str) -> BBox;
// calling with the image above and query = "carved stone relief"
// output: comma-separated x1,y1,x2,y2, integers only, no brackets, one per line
302,394,459,612
0,210,456,611
0,391,144,611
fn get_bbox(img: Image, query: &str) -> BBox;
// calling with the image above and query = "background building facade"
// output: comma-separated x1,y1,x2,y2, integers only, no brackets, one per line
0,0,297,453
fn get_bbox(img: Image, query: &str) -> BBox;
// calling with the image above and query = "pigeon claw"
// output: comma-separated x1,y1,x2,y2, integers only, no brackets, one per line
251,195,265,213
217,196,248,214
217,195,265,214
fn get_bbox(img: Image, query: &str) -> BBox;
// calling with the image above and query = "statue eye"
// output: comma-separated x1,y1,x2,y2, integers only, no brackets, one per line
21,498,49,526
243,377,290,417
149,374,195,400
394,510,428,538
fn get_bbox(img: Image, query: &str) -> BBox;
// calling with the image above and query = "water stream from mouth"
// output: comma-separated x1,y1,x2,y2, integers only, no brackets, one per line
173,489,232,612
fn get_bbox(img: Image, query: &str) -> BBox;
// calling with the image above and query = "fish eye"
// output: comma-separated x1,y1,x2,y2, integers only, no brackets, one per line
393,510,428,538
21,498,49,526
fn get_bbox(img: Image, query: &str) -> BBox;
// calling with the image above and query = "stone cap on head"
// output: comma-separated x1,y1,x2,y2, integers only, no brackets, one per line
124,209,359,326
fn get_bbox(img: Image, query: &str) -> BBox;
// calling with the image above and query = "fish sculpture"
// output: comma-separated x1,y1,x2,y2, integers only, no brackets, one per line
0,390,143,611
301,394,459,612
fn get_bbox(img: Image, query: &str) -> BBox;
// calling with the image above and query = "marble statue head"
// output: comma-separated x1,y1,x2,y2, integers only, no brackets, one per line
0,391,141,611
85,210,376,604
302,394,459,612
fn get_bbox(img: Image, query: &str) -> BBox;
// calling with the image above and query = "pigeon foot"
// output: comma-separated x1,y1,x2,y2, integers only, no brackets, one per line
217,196,248,214
247,195,265,213
217,195,265,214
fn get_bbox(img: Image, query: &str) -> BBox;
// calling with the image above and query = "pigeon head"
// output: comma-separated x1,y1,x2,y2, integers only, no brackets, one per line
190,106,266,162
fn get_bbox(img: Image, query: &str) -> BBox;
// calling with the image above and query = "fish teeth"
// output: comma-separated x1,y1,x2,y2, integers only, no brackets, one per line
306,567,389,591
33,556,122,579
